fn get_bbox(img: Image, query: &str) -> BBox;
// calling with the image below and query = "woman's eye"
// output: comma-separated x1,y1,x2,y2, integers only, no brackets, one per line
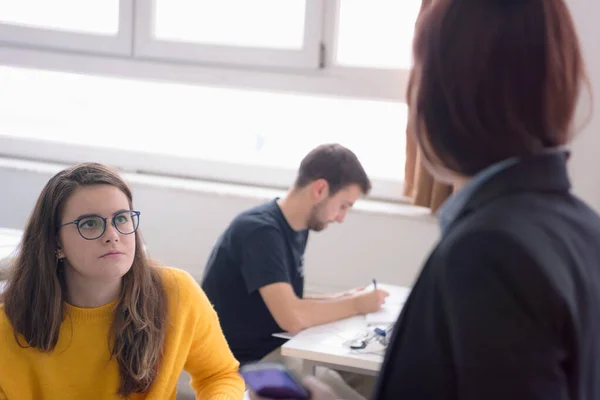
80,219,98,229
116,215,129,224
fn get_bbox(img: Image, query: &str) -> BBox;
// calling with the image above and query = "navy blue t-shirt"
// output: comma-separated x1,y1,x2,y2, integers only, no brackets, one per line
201,199,308,363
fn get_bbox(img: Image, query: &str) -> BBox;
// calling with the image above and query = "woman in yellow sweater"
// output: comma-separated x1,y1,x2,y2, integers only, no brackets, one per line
0,162,244,400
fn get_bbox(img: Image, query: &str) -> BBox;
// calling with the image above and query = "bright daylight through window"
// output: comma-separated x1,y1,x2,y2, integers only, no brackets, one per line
0,0,119,35
0,0,421,201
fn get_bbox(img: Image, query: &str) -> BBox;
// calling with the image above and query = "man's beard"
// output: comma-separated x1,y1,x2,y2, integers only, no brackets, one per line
306,202,329,232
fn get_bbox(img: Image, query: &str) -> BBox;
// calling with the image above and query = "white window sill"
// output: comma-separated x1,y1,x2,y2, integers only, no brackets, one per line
0,156,436,223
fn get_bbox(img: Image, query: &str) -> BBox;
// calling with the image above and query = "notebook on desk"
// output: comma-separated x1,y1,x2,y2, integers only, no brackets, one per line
366,304,402,325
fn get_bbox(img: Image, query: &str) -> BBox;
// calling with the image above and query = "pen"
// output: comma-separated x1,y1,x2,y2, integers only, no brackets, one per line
373,279,377,290
374,327,386,337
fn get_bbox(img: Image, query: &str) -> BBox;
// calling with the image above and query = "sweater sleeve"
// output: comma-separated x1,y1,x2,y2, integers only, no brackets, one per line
181,272,245,400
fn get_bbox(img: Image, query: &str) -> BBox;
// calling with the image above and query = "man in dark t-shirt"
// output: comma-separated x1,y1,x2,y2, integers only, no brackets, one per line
201,144,389,369
202,199,308,362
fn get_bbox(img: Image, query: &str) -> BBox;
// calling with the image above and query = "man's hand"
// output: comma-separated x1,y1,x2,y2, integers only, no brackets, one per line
260,283,388,332
249,376,339,400
352,289,389,314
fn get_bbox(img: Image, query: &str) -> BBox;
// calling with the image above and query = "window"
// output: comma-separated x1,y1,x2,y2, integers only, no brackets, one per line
0,66,406,200
336,0,422,69
0,0,120,35
0,0,132,54
135,0,323,69
0,1,421,201
154,0,306,49
0,0,422,100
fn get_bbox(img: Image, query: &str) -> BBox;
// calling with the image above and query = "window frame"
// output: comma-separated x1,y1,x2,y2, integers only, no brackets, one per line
0,0,412,101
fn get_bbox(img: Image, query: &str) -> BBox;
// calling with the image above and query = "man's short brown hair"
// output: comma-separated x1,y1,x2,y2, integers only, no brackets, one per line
294,143,371,196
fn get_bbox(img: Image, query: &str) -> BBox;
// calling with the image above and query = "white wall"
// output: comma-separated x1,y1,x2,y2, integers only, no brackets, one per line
0,0,598,293
0,159,438,292
566,0,600,210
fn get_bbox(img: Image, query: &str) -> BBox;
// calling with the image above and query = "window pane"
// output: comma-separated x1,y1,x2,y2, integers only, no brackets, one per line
154,0,306,49
336,0,422,69
0,66,406,183
0,0,119,35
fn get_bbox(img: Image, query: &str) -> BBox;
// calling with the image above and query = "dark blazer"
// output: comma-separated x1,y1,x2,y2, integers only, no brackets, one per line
375,152,600,400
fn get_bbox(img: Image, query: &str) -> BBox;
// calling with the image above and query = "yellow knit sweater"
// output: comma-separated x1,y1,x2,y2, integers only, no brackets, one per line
0,267,244,400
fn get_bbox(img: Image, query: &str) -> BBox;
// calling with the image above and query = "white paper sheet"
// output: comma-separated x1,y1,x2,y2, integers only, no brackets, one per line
366,304,402,325
272,332,296,340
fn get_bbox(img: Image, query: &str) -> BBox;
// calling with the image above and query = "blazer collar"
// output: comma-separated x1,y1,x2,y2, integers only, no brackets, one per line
447,151,571,232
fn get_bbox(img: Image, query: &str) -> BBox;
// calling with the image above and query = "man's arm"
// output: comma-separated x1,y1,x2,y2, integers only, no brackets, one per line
304,287,366,301
240,227,388,332
260,283,388,332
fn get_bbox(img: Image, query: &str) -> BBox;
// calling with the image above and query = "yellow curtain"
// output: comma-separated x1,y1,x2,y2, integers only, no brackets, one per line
403,0,453,213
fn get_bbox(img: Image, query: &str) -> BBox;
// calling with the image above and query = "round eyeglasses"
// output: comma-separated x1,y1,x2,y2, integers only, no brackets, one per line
59,210,141,240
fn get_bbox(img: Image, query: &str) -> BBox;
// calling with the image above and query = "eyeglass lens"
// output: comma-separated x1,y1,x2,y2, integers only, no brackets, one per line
77,211,139,240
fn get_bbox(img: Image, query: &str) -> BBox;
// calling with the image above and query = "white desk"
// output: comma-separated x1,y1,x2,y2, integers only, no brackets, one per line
0,227,22,263
0,228,22,290
281,284,410,376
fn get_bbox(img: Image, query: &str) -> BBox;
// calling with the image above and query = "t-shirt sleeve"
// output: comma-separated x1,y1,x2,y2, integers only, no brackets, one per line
240,226,291,294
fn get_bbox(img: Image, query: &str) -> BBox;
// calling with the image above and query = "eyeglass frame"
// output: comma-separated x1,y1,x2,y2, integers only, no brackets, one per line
58,210,141,241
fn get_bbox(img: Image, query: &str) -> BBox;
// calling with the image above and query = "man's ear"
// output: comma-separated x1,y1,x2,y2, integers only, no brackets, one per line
311,179,330,202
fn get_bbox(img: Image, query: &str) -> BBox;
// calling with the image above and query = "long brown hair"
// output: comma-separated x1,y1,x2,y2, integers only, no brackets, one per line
1,163,168,396
408,0,587,176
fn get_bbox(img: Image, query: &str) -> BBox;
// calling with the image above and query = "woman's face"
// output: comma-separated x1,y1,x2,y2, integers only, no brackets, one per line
57,184,136,283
